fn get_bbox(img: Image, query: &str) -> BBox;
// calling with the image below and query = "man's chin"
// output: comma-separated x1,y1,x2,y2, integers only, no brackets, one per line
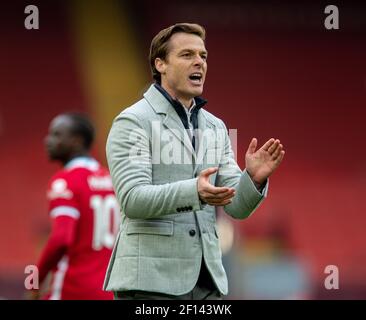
190,87,204,97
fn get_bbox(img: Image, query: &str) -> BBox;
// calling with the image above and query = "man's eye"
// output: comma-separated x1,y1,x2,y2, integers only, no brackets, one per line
201,55,207,60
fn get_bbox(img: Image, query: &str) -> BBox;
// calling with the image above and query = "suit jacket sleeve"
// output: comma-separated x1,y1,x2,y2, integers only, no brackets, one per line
106,112,202,219
214,119,269,219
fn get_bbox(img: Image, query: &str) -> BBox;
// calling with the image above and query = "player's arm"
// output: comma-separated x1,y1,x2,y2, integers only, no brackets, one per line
29,214,78,299
30,175,80,299
36,215,78,285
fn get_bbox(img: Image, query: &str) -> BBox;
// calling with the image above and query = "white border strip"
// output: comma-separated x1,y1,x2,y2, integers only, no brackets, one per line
50,206,80,219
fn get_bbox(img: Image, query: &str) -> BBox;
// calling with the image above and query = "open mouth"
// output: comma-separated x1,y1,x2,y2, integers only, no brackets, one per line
189,73,203,84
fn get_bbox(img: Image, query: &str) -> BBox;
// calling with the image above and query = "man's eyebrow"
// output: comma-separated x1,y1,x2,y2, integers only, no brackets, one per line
178,48,208,55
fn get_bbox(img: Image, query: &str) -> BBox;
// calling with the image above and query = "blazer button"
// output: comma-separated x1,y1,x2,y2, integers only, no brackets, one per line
189,229,196,237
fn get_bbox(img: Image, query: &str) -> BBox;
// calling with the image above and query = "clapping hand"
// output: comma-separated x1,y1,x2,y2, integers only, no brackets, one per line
245,138,285,188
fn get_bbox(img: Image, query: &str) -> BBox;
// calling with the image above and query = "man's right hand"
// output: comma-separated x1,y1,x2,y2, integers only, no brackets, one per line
197,167,235,206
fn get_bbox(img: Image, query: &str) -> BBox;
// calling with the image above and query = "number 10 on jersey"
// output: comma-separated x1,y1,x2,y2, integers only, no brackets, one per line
90,195,120,250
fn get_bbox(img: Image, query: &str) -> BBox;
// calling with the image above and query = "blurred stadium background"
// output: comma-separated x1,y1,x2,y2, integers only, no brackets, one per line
1,0,365,299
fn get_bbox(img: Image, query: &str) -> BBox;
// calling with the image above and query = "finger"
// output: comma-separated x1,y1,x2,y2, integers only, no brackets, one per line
271,143,283,158
200,185,235,199
200,167,219,178
272,149,285,164
203,183,233,195
268,140,280,154
204,194,235,203
221,198,234,206
262,138,275,151
246,138,257,155
203,190,235,199
276,150,285,163
203,190,235,201
206,197,233,206
213,198,234,207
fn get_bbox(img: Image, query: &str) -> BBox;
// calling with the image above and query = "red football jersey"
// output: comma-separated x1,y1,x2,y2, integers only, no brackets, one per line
40,157,120,300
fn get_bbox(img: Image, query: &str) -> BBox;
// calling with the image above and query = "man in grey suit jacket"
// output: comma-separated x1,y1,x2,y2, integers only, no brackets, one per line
104,23,285,299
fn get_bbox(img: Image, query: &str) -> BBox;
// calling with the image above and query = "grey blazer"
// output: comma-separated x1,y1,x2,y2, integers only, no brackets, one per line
103,84,268,296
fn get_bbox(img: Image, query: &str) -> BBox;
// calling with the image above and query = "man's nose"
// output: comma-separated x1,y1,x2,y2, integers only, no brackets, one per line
193,54,205,66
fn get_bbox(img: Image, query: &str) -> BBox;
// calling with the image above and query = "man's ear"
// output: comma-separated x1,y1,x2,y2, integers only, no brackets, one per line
72,135,84,150
155,58,166,74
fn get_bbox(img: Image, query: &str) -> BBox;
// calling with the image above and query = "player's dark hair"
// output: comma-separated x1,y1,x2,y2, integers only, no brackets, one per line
64,112,95,150
149,23,206,84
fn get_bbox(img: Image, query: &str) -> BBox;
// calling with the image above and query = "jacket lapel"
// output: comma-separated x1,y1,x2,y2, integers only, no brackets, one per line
196,111,216,168
144,85,196,160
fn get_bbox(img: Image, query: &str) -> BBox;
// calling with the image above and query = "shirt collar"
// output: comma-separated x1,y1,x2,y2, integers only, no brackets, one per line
65,156,100,171
154,83,207,113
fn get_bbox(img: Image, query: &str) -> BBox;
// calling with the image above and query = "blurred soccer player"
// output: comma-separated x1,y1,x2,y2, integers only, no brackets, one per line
30,113,120,300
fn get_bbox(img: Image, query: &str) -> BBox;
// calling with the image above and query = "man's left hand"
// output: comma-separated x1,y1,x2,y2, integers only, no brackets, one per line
245,138,285,187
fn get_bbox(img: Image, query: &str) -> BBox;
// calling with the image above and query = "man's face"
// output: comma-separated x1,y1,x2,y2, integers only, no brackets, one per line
157,32,208,104
44,115,76,162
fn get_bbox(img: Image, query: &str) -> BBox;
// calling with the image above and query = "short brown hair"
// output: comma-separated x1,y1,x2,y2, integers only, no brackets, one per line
149,23,206,83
